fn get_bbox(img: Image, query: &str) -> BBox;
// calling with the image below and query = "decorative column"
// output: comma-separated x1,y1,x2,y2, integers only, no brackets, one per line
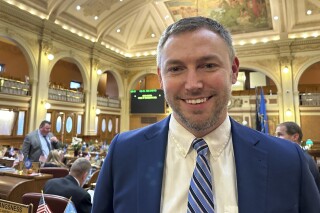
30,39,53,130
293,90,301,124
28,77,38,132
120,70,130,131
84,56,99,135
279,56,295,122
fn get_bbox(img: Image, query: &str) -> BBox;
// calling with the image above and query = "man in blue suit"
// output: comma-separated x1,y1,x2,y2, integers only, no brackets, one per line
275,121,320,193
92,17,320,212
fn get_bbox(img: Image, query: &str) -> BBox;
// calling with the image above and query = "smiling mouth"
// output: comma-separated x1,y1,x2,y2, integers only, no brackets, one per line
185,97,209,104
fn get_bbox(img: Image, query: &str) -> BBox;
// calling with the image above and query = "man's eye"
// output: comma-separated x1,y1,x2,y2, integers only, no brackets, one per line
168,67,183,72
203,64,216,69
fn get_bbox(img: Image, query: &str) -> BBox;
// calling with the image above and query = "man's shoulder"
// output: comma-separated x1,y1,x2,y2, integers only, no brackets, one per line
45,176,66,184
26,129,38,137
230,118,298,150
303,150,317,163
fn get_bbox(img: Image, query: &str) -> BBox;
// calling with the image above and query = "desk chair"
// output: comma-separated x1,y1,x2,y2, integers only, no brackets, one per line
83,169,100,189
22,192,69,213
39,167,69,178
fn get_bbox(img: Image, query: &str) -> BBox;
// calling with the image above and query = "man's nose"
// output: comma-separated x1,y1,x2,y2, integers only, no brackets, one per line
185,69,203,90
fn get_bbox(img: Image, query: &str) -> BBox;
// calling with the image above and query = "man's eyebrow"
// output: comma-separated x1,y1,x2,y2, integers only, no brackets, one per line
164,59,183,65
196,55,222,63
164,55,222,65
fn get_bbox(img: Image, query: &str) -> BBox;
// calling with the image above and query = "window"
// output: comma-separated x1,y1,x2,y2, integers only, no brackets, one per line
0,109,26,136
70,81,81,89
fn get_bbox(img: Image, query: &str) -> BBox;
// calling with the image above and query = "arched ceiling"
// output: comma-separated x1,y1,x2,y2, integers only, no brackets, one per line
2,0,320,57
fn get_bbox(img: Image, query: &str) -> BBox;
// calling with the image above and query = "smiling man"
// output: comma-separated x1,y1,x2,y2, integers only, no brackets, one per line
22,120,60,162
92,17,320,213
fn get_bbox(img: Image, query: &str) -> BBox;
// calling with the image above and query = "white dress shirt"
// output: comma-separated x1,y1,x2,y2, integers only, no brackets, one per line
38,130,50,157
160,115,238,213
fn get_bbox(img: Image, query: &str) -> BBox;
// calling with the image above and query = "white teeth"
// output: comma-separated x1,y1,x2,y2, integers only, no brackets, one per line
186,98,208,104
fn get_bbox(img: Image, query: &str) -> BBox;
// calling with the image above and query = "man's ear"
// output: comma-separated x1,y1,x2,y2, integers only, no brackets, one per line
231,57,240,84
292,133,300,142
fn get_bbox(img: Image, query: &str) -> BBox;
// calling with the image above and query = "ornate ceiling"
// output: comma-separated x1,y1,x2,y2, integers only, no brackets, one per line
2,0,320,57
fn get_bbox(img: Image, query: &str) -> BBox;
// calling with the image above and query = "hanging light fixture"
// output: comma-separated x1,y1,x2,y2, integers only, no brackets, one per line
47,53,54,60
96,108,101,115
285,108,292,117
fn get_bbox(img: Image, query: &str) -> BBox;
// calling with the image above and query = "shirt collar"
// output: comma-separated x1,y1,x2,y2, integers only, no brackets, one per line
70,175,80,186
169,115,231,158
38,129,46,138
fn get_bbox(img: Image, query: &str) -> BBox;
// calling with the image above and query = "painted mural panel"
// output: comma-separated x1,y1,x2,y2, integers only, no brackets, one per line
165,0,273,34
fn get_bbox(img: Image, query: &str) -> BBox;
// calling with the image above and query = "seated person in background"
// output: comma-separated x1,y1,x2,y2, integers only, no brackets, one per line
3,146,18,158
275,121,320,193
1,146,8,157
44,158,92,213
43,150,67,168
22,120,60,162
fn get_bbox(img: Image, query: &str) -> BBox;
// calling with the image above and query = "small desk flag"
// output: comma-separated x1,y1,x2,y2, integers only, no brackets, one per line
36,193,52,213
64,199,77,213
24,157,32,169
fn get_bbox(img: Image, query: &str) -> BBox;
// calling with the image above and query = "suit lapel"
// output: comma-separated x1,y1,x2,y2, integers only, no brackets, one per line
137,117,170,213
231,119,268,213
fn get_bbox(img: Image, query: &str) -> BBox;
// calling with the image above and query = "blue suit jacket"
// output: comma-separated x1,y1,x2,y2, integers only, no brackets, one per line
92,116,320,213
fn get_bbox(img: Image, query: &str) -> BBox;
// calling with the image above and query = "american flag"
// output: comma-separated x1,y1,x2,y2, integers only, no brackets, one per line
36,194,52,213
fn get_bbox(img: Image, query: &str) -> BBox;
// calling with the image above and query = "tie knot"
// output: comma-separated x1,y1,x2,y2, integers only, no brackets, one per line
192,138,208,155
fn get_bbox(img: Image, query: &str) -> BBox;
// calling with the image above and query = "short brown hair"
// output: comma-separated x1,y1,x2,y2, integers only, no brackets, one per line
278,122,303,142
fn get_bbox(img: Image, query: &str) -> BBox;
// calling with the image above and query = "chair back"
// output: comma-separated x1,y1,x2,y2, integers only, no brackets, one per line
83,169,100,189
22,193,69,213
39,167,69,178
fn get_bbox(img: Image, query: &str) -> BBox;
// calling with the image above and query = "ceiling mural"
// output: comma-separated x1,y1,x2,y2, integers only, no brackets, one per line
166,0,272,33
2,0,320,56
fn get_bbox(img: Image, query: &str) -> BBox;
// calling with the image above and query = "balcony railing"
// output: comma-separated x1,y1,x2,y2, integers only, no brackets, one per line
300,93,320,106
0,77,30,96
48,88,84,103
97,96,121,108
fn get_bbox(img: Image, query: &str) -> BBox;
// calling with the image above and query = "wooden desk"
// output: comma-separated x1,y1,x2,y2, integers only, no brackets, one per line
308,149,320,158
308,149,320,163
0,171,52,203
0,158,15,167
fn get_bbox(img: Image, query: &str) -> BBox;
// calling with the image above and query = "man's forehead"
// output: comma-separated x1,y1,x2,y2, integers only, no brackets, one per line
277,125,287,131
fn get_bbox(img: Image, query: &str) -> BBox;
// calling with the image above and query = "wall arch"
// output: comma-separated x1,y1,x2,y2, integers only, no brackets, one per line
127,69,158,92
0,33,38,82
294,57,320,92
98,67,124,99
47,52,89,92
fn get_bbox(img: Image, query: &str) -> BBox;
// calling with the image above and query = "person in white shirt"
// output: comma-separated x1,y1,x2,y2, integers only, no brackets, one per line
92,16,320,213
22,120,60,162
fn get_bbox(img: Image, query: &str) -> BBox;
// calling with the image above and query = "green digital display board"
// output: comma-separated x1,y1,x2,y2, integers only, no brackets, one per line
130,89,165,113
